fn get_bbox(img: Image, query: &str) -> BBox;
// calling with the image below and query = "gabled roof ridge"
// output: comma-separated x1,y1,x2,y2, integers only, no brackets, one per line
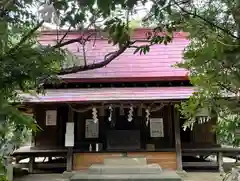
39,28,188,39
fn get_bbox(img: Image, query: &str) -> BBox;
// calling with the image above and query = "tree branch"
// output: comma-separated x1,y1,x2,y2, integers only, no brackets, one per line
58,25,72,44
7,20,44,54
52,36,86,48
54,36,157,75
52,31,96,49
58,41,134,75
174,1,239,39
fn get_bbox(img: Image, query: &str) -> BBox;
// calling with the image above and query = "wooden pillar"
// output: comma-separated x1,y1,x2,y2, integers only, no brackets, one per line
29,156,34,173
48,157,52,162
173,107,183,171
6,156,13,181
66,108,73,172
66,147,73,172
31,110,36,147
217,152,224,175
168,105,173,147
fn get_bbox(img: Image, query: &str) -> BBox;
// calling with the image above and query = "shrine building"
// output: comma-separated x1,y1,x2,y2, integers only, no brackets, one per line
13,28,222,173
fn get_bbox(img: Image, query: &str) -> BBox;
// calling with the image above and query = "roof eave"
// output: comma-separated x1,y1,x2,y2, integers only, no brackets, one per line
60,76,189,83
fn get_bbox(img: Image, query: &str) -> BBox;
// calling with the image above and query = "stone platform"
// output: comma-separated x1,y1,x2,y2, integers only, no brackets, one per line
88,164,162,174
71,172,182,181
70,157,182,181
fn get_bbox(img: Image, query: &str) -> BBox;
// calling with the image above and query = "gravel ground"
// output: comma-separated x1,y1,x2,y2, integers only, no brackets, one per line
13,172,223,181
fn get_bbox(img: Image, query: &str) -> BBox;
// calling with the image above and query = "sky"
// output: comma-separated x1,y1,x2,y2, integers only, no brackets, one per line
35,1,153,30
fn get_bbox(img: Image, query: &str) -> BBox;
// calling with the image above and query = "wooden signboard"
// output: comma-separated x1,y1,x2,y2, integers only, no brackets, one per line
45,110,57,126
150,118,164,137
85,119,99,138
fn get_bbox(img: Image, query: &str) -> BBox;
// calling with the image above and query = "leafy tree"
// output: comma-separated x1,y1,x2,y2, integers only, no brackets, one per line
0,0,172,137
3,0,240,178
215,112,240,147
0,0,172,178
143,0,240,146
155,0,240,145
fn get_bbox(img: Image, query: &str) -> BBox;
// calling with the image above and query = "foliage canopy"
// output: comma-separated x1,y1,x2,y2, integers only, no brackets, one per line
1,0,240,177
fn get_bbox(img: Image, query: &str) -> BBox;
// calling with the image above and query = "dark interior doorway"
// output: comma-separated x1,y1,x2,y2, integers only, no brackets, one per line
180,118,191,143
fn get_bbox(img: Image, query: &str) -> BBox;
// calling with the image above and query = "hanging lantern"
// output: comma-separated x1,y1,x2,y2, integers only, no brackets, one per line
195,107,211,124
92,107,98,123
145,108,150,126
128,105,134,122
195,107,210,117
108,105,113,122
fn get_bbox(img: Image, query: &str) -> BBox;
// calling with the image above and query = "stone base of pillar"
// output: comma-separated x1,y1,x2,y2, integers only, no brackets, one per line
176,169,187,178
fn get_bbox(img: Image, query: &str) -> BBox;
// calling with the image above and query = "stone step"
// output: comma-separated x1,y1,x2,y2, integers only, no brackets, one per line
88,164,162,174
103,157,147,165
70,171,182,181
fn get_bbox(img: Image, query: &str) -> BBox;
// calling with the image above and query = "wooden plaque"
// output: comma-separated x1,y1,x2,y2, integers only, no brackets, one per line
45,110,57,126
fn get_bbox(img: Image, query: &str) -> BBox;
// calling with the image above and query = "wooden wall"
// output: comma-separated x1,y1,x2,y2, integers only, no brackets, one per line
146,105,174,148
73,152,177,170
74,104,175,149
33,103,217,149
34,104,68,148
191,119,217,146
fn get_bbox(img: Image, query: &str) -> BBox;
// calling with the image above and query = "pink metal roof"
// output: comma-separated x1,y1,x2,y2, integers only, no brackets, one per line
39,29,189,82
21,86,195,103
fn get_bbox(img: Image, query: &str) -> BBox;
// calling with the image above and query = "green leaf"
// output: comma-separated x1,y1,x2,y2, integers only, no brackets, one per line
74,13,85,23
97,0,112,16
53,0,68,10
134,47,141,54
126,0,138,9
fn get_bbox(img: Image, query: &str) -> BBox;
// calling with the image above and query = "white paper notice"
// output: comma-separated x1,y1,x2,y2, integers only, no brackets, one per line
85,119,99,138
65,133,74,147
66,122,74,134
150,118,164,137
45,110,57,126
